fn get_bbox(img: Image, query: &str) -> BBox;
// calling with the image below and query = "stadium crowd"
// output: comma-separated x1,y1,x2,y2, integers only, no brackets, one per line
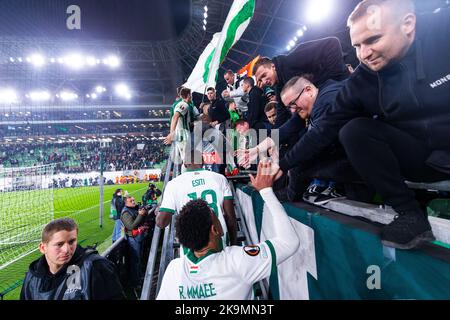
0,140,167,173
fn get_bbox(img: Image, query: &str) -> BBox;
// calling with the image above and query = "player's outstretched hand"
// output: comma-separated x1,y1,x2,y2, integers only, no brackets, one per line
249,160,277,191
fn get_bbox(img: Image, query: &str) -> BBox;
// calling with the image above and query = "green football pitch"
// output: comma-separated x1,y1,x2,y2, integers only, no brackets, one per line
0,182,162,300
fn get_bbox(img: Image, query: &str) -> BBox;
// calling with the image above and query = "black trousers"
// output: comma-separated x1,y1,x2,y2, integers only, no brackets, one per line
285,150,362,201
339,118,450,211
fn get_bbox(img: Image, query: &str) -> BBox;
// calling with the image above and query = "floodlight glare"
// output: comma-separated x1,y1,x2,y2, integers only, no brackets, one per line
0,89,18,104
17,57,23,62
64,54,85,69
204,12,208,19
289,40,295,47
115,84,132,99
286,45,292,51
86,56,97,66
60,91,78,101
297,29,304,37
306,0,333,23
204,5,208,12
303,26,308,31
203,19,207,25
9,57,14,62
30,54,46,67
91,93,98,99
105,55,121,68
203,25,207,31
95,86,106,93
29,91,51,101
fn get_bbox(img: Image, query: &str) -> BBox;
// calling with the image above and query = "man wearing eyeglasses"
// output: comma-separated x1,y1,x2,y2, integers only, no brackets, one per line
248,75,358,202
278,75,355,203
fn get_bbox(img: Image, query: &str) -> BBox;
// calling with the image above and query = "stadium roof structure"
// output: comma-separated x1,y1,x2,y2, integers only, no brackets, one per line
0,0,448,104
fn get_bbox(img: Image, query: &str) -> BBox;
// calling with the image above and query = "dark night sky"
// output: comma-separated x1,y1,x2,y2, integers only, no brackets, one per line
0,0,191,41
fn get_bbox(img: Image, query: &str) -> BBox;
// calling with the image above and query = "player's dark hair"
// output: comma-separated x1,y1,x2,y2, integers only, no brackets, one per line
176,199,212,251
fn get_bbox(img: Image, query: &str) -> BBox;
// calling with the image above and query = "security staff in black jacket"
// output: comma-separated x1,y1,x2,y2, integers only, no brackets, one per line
253,37,350,128
21,218,124,300
274,0,450,249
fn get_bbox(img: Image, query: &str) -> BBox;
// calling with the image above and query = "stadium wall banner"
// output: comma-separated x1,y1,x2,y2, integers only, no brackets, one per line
52,169,162,187
235,184,450,300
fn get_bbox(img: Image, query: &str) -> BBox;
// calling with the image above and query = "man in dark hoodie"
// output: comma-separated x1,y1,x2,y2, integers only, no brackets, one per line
272,0,450,249
242,77,269,130
21,218,124,300
253,37,350,127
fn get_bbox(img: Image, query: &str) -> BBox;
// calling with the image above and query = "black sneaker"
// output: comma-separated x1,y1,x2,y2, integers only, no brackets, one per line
302,184,327,203
380,208,435,250
314,186,346,205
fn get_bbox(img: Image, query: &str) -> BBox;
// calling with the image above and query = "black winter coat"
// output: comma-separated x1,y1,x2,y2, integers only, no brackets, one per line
20,245,124,300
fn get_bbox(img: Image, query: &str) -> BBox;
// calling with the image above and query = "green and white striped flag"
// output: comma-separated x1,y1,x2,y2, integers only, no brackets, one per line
183,0,255,94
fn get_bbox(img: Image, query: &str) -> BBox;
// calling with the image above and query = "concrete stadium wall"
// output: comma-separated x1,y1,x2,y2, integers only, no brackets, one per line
235,184,450,300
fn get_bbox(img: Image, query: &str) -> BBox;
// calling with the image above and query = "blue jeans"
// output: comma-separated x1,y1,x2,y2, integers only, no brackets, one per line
127,233,145,287
112,219,123,243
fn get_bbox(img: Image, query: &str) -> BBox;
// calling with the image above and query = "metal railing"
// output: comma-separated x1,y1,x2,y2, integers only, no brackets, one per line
140,145,178,300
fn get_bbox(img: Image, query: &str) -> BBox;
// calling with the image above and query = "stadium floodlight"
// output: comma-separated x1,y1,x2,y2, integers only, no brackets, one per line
30,54,46,67
203,25,207,31
204,12,208,19
9,57,14,62
17,57,23,62
115,83,132,99
60,91,78,101
286,45,292,51
294,36,298,41
203,19,207,25
306,0,333,23
86,56,97,66
57,57,64,64
0,89,18,104
204,5,208,12
50,58,56,63
64,54,85,69
91,93,98,99
29,91,51,101
297,29,304,37
86,94,90,98
303,26,308,31
105,55,121,68
95,86,106,93
289,40,295,47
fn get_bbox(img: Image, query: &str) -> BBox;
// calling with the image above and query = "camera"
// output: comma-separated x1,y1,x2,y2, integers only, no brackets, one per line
137,202,153,212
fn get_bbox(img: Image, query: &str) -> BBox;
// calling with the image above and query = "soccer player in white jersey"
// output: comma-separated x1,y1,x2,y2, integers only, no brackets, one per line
156,160,300,300
164,87,193,167
156,148,238,247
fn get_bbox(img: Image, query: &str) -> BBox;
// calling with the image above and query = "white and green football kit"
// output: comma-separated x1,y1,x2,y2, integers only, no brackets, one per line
157,188,300,300
171,100,191,167
159,168,234,248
